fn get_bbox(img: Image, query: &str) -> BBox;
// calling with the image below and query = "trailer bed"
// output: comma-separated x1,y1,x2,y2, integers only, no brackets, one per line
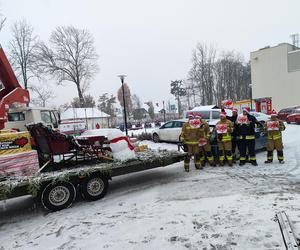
0,149,185,201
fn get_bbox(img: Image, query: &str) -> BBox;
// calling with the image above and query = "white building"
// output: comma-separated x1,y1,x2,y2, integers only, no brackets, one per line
60,108,110,129
251,43,300,111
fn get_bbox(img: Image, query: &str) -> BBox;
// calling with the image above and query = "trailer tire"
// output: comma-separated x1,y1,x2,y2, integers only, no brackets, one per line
41,181,76,212
80,174,108,201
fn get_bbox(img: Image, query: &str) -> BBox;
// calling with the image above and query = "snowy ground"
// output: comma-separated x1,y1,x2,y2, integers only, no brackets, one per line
1,124,300,249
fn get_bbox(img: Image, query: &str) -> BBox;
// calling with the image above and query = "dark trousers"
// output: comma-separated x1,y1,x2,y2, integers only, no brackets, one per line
239,139,256,163
232,138,238,159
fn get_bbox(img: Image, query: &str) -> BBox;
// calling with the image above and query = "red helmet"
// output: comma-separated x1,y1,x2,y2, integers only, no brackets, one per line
220,112,227,118
188,112,194,118
243,107,250,113
195,113,202,119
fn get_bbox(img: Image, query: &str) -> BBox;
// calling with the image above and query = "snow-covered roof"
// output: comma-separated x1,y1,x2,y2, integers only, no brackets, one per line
191,105,218,111
61,108,110,120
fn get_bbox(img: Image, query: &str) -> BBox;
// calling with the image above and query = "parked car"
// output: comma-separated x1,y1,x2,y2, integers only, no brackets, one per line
118,122,132,131
278,106,300,121
152,119,186,143
154,120,161,127
184,105,233,123
249,112,270,123
152,118,267,151
286,109,300,124
144,122,152,128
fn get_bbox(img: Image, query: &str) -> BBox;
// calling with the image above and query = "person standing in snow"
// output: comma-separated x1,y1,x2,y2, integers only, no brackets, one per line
194,113,216,167
224,108,239,162
180,112,202,172
236,107,262,166
264,110,286,164
215,111,234,166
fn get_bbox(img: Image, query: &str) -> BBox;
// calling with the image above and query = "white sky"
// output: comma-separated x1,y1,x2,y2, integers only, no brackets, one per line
0,0,299,107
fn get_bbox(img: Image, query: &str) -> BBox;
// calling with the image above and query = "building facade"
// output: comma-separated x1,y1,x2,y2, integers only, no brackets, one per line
251,43,300,111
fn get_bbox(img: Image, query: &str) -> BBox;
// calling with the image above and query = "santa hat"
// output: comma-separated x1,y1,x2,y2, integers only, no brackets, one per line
271,110,278,116
243,107,251,113
195,113,202,119
220,112,227,118
188,112,194,118
232,108,238,113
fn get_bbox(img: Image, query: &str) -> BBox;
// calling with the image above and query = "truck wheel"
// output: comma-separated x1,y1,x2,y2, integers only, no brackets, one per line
80,174,108,201
153,133,160,143
41,181,76,211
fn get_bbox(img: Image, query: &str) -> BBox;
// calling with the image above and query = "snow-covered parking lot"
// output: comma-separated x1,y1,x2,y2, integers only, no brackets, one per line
1,124,300,249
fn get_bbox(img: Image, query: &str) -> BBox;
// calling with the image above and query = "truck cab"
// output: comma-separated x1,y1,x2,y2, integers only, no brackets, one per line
5,107,60,131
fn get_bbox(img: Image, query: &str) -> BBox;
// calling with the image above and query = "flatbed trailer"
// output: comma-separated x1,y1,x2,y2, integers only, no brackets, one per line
0,149,185,212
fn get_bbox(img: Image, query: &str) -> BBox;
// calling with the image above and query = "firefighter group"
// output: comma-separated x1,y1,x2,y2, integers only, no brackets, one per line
180,107,286,172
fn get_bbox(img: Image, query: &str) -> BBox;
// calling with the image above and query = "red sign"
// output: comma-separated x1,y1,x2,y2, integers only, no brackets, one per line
216,124,228,134
267,121,279,131
189,119,201,128
237,115,249,124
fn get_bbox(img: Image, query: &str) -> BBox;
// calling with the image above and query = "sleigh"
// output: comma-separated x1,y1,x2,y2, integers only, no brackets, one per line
26,123,113,167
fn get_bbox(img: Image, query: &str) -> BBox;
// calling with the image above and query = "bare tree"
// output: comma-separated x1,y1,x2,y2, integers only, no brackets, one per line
30,84,54,107
71,94,96,108
170,80,186,118
36,26,99,106
132,94,143,109
117,83,133,117
189,43,216,105
0,11,6,32
9,19,38,90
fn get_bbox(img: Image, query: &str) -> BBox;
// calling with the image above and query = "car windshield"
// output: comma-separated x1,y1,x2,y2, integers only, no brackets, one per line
161,122,173,128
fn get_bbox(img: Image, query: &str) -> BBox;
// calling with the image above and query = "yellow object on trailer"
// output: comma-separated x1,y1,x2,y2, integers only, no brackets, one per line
0,131,32,156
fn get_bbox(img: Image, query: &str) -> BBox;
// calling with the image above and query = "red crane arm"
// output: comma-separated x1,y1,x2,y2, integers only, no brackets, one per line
0,46,30,130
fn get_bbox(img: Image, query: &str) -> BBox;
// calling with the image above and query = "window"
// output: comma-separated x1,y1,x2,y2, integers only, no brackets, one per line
8,112,25,121
212,111,220,119
196,111,210,120
161,122,173,129
174,121,184,128
41,111,52,124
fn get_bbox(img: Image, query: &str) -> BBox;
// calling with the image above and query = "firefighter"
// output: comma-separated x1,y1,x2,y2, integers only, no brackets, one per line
224,107,239,162
195,113,216,167
180,112,202,172
215,111,234,166
264,110,286,164
236,107,261,166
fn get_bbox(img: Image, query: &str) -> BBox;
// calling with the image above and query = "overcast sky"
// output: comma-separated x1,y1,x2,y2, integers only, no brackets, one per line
1,0,299,107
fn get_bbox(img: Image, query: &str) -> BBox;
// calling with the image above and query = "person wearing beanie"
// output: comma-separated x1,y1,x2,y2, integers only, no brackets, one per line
264,110,286,164
180,112,202,172
195,113,216,167
236,107,262,166
215,111,234,166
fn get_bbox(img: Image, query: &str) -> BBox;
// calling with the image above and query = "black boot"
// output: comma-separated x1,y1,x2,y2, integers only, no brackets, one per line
264,160,272,164
239,161,245,166
279,160,285,164
251,160,258,166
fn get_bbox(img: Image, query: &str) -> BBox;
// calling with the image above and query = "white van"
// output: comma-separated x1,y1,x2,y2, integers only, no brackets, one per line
183,105,233,126
5,107,60,131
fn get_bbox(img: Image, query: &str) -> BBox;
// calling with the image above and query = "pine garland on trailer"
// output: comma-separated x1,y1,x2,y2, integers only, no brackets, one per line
0,149,185,199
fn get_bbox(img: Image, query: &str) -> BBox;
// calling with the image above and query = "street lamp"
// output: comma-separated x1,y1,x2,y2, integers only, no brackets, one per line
118,74,128,136
249,84,253,111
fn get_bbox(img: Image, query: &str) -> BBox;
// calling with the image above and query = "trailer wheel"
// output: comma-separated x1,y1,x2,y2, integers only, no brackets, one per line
80,174,108,201
41,181,76,211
